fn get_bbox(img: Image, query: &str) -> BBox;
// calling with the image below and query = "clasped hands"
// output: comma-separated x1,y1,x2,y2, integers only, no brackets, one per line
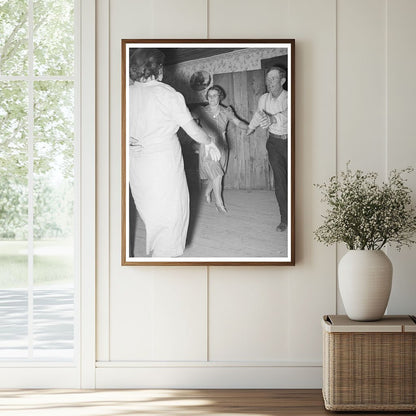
258,110,274,129
246,110,275,137
205,141,221,162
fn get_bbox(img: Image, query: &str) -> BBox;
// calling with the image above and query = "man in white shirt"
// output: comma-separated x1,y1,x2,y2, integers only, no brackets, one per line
247,66,288,232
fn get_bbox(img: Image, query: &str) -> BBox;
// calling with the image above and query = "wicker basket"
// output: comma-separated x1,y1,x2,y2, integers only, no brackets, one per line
322,315,416,411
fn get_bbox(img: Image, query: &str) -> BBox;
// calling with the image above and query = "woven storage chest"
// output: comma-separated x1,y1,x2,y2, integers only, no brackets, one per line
322,315,416,411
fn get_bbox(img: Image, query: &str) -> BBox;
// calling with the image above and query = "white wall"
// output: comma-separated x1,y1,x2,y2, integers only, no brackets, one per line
95,0,416,388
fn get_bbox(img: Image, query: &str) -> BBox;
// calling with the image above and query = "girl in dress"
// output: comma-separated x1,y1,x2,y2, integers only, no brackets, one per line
193,85,248,212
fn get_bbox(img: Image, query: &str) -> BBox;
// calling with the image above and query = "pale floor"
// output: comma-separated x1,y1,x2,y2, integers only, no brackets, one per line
0,389,413,416
132,189,288,258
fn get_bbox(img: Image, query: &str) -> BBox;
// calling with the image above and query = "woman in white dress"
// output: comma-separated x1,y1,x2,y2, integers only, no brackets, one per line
129,49,220,257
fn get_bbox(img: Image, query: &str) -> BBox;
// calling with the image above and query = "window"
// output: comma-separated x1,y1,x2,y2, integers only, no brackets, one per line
0,0,78,361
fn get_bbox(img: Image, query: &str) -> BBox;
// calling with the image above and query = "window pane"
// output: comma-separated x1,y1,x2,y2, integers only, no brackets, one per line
33,80,74,359
33,81,74,261
0,81,29,261
33,288,74,360
0,0,28,76
33,0,74,76
0,289,28,359
0,81,28,359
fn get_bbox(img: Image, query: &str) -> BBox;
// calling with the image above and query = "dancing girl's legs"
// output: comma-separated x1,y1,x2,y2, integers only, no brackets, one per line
205,179,213,203
213,175,227,213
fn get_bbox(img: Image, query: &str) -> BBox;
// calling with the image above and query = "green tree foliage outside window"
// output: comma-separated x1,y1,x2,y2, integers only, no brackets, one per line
0,0,74,241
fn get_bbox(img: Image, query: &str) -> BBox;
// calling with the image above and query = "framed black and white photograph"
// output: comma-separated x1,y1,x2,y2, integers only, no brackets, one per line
122,39,295,265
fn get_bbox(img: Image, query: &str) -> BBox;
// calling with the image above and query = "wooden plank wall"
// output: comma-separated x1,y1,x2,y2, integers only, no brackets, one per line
214,69,273,191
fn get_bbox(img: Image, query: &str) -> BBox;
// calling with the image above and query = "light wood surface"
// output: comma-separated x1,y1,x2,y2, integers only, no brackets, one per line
323,315,416,333
0,389,414,415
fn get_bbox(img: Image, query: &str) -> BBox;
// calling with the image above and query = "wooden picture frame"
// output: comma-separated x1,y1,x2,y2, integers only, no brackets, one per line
122,39,295,265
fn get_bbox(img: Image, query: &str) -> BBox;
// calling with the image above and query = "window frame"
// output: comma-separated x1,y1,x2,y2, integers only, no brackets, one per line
0,0,96,388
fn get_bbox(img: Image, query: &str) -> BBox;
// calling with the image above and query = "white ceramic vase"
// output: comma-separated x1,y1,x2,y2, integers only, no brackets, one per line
338,250,393,321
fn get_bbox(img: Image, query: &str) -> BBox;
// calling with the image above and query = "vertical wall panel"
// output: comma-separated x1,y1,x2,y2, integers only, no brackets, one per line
386,0,416,314
152,0,207,38
110,271,207,361
96,0,110,362
337,0,387,172
209,0,289,38
336,0,387,313
209,268,290,361
151,272,207,361
286,0,337,360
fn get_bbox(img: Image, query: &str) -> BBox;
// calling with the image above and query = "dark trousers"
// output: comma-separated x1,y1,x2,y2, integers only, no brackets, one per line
266,134,288,225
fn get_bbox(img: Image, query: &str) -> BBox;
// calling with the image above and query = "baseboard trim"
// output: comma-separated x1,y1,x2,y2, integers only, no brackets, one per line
96,360,321,368
96,365,323,388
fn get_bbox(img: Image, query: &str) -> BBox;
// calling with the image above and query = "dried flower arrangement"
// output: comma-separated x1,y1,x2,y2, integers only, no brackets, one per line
314,164,416,250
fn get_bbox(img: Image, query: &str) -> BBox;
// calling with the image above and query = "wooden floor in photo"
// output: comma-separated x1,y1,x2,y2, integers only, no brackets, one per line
133,189,288,258
0,389,413,415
